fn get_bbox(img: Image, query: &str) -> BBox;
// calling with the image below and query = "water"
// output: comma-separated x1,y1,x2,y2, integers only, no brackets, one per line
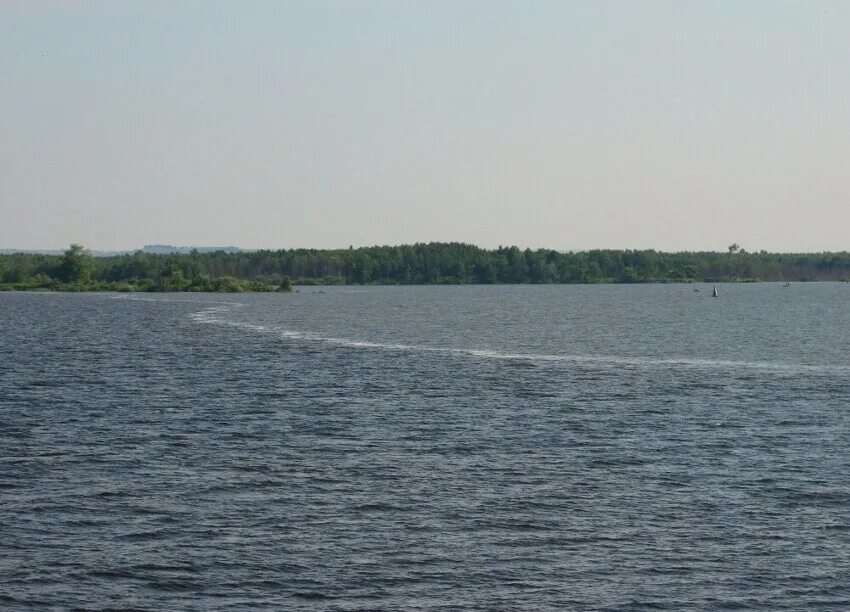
1,284,849,610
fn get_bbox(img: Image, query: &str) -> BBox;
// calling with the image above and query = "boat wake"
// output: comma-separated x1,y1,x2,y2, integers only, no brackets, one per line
110,295,245,306
186,302,848,376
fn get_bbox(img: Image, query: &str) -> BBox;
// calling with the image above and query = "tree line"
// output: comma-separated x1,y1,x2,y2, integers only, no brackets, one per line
0,244,290,292
1,243,848,291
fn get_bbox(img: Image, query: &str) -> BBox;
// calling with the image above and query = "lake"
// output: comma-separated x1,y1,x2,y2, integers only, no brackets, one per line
1,284,849,610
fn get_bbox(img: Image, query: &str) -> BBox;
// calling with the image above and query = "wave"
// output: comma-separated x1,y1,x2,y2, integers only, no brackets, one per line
186,303,849,375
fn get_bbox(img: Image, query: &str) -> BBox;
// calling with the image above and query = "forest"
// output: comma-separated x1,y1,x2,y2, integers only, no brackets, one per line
1,243,848,291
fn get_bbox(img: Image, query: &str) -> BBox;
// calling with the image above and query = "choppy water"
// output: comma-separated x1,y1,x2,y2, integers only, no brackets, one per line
1,284,849,610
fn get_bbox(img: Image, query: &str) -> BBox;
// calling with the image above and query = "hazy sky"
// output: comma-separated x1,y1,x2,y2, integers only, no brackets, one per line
2,1,849,251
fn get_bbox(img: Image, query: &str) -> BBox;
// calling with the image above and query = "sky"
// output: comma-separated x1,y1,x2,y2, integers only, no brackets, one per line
2,1,849,252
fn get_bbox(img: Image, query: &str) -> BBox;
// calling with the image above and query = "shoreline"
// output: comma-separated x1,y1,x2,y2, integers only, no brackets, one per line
2,279,847,293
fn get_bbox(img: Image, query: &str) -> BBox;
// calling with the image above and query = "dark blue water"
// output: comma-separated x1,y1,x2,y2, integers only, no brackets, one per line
2,285,849,610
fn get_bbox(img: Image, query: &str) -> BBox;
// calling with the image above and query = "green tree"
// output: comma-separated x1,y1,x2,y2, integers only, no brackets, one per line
58,244,93,283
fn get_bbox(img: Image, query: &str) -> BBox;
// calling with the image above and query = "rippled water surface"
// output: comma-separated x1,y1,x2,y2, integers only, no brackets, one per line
2,284,849,610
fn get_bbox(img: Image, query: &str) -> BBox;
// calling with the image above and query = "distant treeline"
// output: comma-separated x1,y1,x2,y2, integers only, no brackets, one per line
1,243,849,291
0,244,290,292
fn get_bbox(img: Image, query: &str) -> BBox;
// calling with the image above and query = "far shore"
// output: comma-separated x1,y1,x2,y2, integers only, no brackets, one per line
2,243,848,290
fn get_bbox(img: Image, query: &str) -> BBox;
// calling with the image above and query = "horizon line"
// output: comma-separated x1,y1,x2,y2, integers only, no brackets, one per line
2,243,849,256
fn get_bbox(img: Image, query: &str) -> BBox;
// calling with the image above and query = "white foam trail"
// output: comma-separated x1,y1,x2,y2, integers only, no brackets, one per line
111,295,243,306
185,303,849,375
